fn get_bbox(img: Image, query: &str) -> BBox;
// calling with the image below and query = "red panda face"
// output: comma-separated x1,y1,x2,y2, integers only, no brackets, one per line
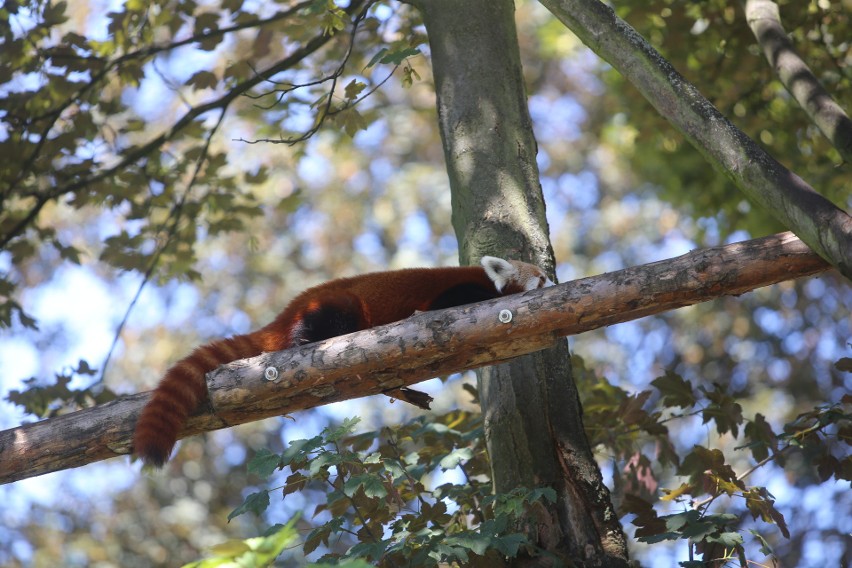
481,256,553,294
509,259,554,291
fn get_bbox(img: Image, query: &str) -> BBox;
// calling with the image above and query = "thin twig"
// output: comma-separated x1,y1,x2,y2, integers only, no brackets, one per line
98,107,228,384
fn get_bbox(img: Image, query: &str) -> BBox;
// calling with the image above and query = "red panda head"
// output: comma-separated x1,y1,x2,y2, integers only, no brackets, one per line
481,256,554,295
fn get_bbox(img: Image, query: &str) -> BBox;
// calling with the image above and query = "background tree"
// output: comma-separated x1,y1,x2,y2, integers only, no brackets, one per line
0,0,849,566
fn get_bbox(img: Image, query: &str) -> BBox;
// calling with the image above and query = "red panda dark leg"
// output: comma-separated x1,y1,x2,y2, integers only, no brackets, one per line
288,293,367,346
426,282,498,310
287,293,434,409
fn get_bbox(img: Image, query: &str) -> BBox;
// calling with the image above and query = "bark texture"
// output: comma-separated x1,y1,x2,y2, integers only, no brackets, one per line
743,0,852,163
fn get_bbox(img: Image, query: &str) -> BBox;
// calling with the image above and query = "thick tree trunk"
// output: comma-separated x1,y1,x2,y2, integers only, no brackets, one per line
418,0,631,564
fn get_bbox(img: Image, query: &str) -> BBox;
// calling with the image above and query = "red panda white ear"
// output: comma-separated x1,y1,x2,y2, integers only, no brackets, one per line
481,256,516,292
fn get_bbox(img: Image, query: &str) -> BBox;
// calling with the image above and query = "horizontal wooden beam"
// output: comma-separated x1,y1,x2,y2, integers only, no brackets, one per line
0,232,830,484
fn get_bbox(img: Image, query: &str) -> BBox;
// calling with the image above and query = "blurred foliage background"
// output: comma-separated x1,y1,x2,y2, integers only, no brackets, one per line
0,0,849,566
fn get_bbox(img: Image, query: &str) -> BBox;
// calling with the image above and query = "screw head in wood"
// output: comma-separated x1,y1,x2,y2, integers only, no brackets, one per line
264,366,280,382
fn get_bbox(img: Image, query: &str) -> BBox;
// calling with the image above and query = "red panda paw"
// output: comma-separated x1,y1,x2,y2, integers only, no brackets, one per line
384,387,433,410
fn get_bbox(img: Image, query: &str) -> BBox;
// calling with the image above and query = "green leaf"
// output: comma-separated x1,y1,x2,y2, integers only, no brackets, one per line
346,539,392,561
748,529,775,556
325,417,361,442
336,107,368,138
493,532,527,556
186,70,218,90
366,48,389,68
303,523,332,556
679,445,742,494
664,510,699,532
43,1,69,25
185,518,299,567
380,47,421,66
227,490,270,521
700,384,744,437
443,533,490,556
652,370,696,408
705,531,743,547
343,473,387,499
744,487,790,538
248,449,282,478
526,487,557,504
281,435,325,466
743,413,776,462
343,79,366,101
244,167,269,184
439,447,473,470
309,450,343,476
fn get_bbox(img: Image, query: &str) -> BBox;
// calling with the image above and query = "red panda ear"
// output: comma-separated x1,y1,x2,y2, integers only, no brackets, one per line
481,256,516,292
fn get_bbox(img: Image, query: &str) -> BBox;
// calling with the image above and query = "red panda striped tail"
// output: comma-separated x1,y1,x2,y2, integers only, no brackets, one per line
133,335,262,467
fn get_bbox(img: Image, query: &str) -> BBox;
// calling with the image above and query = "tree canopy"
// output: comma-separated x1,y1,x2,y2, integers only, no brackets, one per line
0,0,849,566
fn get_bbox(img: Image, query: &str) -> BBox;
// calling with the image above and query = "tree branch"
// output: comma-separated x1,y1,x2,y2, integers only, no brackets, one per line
742,0,852,164
0,233,831,485
538,0,852,280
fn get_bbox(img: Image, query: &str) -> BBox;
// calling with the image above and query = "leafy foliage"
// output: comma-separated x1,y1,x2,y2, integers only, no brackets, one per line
214,357,849,566
608,0,851,236
0,0,427,331
182,517,300,568
228,414,556,566
5,359,116,417
571,354,851,565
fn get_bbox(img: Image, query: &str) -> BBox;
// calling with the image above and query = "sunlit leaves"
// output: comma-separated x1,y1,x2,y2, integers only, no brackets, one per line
336,107,368,137
401,63,421,88
322,10,346,35
743,487,790,539
184,517,300,567
679,445,743,495
343,79,366,101
1,0,388,338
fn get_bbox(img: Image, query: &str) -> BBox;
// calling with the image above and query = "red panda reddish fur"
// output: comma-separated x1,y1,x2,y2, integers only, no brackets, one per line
132,257,550,467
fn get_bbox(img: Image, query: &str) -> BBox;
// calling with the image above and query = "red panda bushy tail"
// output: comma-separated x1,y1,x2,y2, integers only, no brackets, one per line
133,334,263,467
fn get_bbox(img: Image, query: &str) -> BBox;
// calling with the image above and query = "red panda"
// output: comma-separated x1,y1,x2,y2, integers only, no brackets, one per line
133,256,552,467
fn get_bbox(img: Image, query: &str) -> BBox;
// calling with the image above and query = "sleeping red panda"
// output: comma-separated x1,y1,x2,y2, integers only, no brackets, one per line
133,256,552,467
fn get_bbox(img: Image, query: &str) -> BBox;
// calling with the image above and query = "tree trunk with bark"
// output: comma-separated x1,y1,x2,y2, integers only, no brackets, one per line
417,0,631,564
